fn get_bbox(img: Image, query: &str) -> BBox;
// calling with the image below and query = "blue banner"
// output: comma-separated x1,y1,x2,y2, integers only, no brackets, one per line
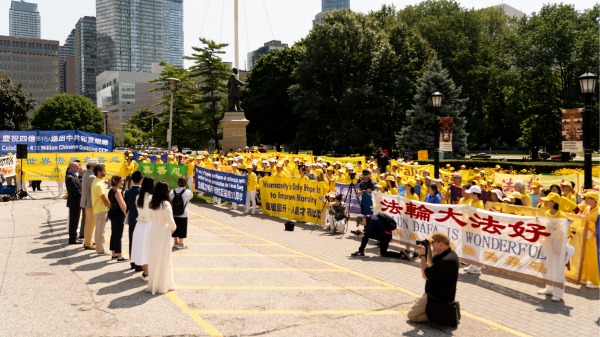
334,182,362,215
0,130,113,154
195,166,247,204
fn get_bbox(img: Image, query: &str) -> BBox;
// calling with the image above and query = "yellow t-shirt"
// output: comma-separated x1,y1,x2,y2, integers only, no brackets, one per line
387,187,398,196
458,197,469,205
405,193,419,201
544,209,567,218
470,199,484,209
140,158,151,163
91,177,108,215
247,172,258,191
187,163,195,176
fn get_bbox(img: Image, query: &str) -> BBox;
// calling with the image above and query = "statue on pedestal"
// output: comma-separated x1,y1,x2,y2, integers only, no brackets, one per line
227,68,246,112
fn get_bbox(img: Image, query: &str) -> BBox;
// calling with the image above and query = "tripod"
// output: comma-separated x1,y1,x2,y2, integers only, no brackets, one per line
310,198,330,233
343,178,362,215
17,158,33,200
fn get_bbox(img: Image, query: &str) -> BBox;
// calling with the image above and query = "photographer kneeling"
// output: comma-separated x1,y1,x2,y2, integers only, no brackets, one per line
350,214,406,259
407,231,460,326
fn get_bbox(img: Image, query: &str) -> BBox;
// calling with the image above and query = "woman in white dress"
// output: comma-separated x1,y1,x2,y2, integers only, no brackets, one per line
131,177,154,281
147,182,177,294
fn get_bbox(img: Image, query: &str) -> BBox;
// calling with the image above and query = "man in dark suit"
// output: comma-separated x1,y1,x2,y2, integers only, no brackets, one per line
227,68,245,111
124,170,143,271
65,161,82,244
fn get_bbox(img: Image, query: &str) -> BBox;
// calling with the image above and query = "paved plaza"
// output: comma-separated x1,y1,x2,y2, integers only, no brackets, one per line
0,185,598,337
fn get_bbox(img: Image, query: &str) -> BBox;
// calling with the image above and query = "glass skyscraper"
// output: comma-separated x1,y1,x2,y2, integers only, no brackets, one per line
75,16,97,103
322,0,350,12
96,0,183,73
9,1,41,39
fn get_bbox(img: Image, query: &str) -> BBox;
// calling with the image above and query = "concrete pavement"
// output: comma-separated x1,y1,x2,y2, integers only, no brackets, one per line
0,184,598,337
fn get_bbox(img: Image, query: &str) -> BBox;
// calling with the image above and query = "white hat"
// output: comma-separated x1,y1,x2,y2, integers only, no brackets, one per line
491,189,503,200
466,185,482,194
293,158,299,162
316,157,322,161
338,169,344,173
232,163,238,167
262,160,268,164
269,158,276,162
252,159,258,165
345,163,353,169
305,163,312,167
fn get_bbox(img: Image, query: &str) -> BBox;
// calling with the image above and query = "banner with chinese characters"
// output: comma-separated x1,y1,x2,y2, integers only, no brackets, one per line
373,192,570,286
493,173,581,194
137,163,190,189
0,155,17,177
0,130,114,154
194,166,247,204
259,176,327,223
334,183,362,214
439,117,454,152
561,108,584,152
22,152,124,181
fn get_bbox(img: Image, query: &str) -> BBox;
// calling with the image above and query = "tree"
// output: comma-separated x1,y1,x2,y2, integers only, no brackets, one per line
125,108,157,146
30,93,103,133
185,38,230,150
0,71,35,130
243,47,300,150
291,10,395,155
396,58,468,156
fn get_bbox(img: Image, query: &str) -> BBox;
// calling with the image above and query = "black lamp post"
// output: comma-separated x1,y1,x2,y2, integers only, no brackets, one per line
431,92,443,179
579,72,598,190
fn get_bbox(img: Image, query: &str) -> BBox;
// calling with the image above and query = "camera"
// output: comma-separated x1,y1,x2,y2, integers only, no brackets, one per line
416,239,429,248
350,229,363,236
349,172,356,180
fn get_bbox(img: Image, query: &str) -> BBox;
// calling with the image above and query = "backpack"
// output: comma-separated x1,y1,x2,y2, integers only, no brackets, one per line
172,189,187,216
377,213,397,231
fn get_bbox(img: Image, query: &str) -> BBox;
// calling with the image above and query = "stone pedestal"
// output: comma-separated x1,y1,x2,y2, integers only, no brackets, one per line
220,111,249,152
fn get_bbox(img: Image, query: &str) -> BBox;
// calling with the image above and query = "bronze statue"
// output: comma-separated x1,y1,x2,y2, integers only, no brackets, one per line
227,68,246,111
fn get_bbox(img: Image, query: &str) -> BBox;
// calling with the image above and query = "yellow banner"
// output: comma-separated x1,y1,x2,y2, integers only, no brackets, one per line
320,156,366,168
417,150,428,161
494,173,581,193
259,176,327,223
23,152,125,181
484,202,547,217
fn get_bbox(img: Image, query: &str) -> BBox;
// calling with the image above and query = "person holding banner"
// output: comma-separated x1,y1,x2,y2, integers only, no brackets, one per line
404,180,419,201
424,184,442,204
579,191,599,288
537,192,568,301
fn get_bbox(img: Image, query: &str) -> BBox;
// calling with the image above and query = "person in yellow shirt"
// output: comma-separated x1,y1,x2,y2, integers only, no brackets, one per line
376,180,387,194
514,180,530,207
140,153,151,163
122,154,138,189
91,164,110,254
434,178,448,204
325,166,337,192
385,175,398,195
245,166,258,215
404,179,419,201
272,162,289,178
155,156,163,164
458,185,471,205
537,192,567,301
560,182,577,204
579,191,599,288
467,185,484,209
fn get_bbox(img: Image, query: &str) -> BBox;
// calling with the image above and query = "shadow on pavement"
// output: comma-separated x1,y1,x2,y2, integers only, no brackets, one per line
87,269,132,285
403,320,456,336
107,289,152,309
97,278,142,296
69,259,110,271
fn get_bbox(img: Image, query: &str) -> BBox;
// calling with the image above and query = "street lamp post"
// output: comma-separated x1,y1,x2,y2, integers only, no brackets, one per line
166,77,180,152
431,92,443,179
578,72,598,190
121,123,127,147
102,110,109,135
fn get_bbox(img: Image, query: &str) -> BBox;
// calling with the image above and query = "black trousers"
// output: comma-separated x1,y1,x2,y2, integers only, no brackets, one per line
31,180,42,190
108,213,125,254
78,208,86,238
68,206,81,241
359,233,405,258
128,219,137,258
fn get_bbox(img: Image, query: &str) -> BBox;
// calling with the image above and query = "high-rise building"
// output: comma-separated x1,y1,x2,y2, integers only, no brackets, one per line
314,0,350,24
75,16,97,103
9,1,41,39
96,0,183,73
491,3,526,19
247,40,288,70
322,0,350,12
0,35,60,113
60,30,75,93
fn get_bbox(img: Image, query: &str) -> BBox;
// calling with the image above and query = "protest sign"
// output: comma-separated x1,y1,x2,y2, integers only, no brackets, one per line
0,155,17,177
373,192,569,286
195,166,247,204
259,176,326,223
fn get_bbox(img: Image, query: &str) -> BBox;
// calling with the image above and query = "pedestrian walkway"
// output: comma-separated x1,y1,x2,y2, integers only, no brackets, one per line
0,186,598,336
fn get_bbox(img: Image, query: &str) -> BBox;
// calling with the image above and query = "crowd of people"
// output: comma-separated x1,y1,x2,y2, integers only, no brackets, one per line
64,158,193,295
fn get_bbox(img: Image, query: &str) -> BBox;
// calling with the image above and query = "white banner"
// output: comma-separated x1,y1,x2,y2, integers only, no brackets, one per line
0,155,17,177
373,192,569,286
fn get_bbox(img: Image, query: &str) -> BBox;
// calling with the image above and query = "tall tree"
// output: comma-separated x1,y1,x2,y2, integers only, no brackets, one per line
243,47,299,150
291,10,394,155
0,71,35,130
396,58,469,156
185,38,230,150
30,93,103,133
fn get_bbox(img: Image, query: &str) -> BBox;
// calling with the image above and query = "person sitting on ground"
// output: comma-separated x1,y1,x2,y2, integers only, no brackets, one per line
327,194,348,235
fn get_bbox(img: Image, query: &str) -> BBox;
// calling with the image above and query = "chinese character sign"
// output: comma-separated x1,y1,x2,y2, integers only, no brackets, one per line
0,155,17,177
334,182,362,214
372,192,569,287
259,176,327,223
0,130,113,154
22,152,124,181
195,166,247,204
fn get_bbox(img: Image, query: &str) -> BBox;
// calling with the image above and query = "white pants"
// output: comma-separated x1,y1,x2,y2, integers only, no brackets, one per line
187,175,193,190
57,181,64,196
327,215,346,233
231,202,237,210
245,190,256,214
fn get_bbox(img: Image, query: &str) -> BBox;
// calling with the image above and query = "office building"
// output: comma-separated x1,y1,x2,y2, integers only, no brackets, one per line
492,3,526,19
60,30,75,93
322,0,350,12
247,40,288,70
314,0,350,24
0,35,60,112
9,0,41,39
74,16,97,103
96,63,163,121
96,0,183,73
